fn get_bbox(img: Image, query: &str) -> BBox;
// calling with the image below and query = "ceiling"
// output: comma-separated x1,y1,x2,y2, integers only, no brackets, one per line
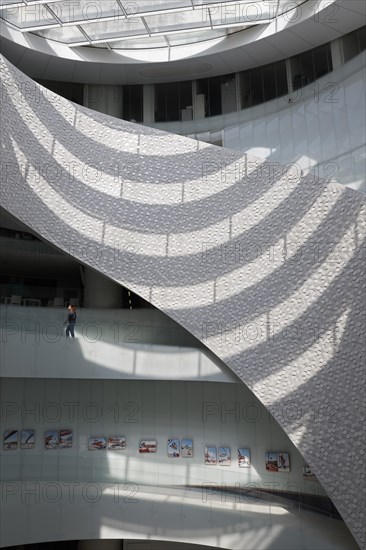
0,0,364,83
0,0,306,50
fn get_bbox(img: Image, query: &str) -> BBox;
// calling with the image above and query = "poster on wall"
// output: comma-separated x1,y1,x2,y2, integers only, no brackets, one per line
277,452,290,472
205,446,217,465
265,452,291,472
45,430,59,450
167,439,180,458
218,447,231,466
108,436,126,450
21,429,35,449
265,452,279,472
181,439,193,457
88,436,107,450
59,429,73,449
238,448,251,468
303,465,317,481
3,430,18,450
139,440,157,453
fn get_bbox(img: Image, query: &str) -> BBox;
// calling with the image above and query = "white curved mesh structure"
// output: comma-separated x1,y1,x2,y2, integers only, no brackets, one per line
0,55,365,548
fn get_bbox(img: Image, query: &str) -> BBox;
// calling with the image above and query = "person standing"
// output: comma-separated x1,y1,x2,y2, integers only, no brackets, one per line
65,304,77,341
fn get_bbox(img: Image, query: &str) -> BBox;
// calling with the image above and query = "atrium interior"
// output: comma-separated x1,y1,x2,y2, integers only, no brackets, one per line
0,1,365,549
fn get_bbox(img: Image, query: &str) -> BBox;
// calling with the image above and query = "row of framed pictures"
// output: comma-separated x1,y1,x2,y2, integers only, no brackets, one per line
205,446,250,467
3,430,317,479
4,429,72,450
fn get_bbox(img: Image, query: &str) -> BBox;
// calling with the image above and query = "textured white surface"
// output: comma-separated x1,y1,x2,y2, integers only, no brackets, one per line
0,56,365,548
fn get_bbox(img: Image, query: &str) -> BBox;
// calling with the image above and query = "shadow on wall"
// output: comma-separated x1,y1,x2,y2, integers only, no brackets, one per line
0,57,365,548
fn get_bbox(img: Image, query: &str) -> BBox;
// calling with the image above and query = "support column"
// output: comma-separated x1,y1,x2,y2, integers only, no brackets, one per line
285,58,293,94
330,38,343,70
83,267,123,308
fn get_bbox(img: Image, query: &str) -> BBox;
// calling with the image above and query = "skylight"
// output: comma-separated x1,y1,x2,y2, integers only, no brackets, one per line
0,0,307,50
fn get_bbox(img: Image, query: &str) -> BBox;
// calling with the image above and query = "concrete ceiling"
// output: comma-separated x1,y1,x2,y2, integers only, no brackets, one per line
0,0,364,84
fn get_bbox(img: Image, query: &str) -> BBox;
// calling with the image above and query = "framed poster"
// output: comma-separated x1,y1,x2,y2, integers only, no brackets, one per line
21,429,35,449
139,440,157,453
181,439,193,457
277,452,290,472
265,452,278,472
108,436,126,450
88,436,107,450
3,430,18,450
45,430,59,450
205,446,217,465
168,439,180,458
59,429,73,449
218,447,231,466
265,452,291,472
238,448,251,468
303,465,317,481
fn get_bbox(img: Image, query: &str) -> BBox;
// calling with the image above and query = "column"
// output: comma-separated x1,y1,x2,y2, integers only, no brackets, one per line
330,38,343,70
83,267,123,308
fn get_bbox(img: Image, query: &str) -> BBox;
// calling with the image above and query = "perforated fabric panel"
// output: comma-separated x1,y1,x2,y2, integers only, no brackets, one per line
0,56,365,548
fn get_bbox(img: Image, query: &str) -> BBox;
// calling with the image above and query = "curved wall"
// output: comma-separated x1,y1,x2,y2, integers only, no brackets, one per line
155,51,366,192
0,378,324,491
0,306,236,382
0,379,358,549
0,56,365,548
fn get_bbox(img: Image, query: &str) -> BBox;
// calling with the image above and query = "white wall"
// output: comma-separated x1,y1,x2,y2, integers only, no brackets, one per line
153,52,366,192
0,379,357,549
0,306,235,382
0,378,326,494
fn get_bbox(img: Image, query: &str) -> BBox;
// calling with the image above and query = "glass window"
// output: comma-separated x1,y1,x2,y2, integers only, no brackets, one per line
275,60,288,97
300,50,315,85
1,4,56,28
358,26,366,52
221,74,237,114
313,44,332,79
196,77,209,118
124,0,192,16
239,70,252,109
54,0,123,24
81,18,147,42
196,77,222,117
342,28,362,62
155,81,192,122
291,50,313,90
35,26,86,44
239,60,288,109
180,80,193,120
123,85,143,122
208,76,222,116
166,82,180,122
250,68,264,106
263,64,276,102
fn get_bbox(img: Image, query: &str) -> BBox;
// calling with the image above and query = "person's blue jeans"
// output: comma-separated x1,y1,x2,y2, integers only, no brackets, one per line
66,323,75,339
